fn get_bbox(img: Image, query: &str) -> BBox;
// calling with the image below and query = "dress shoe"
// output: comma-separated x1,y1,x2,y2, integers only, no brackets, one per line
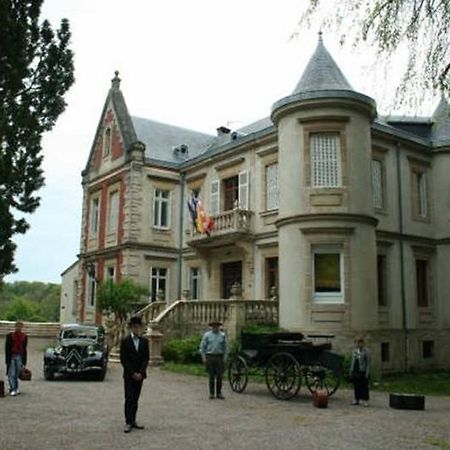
132,423,145,430
124,424,132,433
216,394,225,400
209,394,215,399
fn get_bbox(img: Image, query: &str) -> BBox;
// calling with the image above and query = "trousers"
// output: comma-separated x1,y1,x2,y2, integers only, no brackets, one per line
206,354,224,396
8,354,22,392
124,376,144,425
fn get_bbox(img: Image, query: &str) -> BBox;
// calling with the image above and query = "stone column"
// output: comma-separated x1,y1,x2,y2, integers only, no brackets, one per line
148,321,164,366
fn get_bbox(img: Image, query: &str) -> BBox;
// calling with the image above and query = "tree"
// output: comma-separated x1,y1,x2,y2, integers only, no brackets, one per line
0,0,74,278
297,0,450,108
97,279,148,349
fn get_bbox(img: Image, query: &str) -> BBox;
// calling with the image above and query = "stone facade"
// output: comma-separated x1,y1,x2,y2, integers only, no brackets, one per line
63,38,450,373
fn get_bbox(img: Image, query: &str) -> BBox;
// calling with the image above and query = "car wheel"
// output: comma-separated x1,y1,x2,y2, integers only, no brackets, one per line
95,366,107,381
44,366,54,381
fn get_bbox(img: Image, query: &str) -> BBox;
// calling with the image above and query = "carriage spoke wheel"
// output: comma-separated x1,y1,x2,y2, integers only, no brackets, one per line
228,355,248,393
304,365,340,397
265,352,301,400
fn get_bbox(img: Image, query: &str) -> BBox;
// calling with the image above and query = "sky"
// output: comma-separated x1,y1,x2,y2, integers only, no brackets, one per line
6,0,437,284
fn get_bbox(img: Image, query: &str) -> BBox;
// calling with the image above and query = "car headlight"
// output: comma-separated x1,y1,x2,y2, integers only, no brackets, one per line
55,346,63,355
87,345,95,355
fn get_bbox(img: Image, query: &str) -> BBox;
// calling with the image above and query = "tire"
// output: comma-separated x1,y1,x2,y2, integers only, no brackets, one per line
389,393,425,410
228,355,248,393
304,365,340,397
44,366,54,381
94,365,107,381
265,352,301,400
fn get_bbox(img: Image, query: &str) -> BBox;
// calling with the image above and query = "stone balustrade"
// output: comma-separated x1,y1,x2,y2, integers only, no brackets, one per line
0,321,60,337
134,301,167,323
188,208,253,241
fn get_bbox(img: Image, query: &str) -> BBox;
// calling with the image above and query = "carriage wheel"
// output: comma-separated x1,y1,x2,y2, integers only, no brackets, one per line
228,355,248,393
304,365,340,397
265,352,301,400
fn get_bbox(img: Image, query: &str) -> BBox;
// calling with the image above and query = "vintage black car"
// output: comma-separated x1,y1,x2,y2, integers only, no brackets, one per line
43,324,108,381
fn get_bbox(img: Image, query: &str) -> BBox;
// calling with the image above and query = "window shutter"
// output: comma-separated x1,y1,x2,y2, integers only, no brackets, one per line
238,170,249,209
418,173,427,217
210,180,220,215
371,159,383,209
310,133,341,187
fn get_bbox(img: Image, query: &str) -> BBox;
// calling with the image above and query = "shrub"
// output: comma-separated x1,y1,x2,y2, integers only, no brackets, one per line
162,335,202,364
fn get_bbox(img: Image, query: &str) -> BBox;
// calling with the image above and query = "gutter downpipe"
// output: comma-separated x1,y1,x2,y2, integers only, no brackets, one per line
396,142,408,372
177,172,186,300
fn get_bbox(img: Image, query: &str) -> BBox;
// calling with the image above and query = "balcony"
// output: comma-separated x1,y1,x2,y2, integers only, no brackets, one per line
186,208,254,248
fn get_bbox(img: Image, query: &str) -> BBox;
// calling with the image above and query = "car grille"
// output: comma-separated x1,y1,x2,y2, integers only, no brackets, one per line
65,347,83,370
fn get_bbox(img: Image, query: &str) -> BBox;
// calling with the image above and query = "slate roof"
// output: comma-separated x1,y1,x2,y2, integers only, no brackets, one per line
292,34,353,94
131,116,215,165
431,95,450,146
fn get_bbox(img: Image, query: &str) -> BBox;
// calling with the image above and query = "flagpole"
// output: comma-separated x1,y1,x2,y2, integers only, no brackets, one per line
177,172,186,301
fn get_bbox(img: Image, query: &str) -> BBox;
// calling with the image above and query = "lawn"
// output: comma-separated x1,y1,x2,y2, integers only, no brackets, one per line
162,363,450,397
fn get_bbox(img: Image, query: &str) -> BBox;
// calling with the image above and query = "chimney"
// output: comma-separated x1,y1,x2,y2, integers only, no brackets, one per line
216,126,231,136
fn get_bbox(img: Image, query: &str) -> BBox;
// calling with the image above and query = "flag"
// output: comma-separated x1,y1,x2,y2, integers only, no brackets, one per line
187,196,198,227
195,199,214,236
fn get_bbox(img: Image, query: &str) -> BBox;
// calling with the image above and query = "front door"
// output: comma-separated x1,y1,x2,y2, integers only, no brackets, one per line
221,261,242,299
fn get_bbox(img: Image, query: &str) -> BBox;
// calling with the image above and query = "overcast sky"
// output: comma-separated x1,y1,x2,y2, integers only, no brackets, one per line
6,0,437,284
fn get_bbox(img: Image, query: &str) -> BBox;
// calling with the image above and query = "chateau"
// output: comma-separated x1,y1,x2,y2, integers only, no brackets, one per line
61,36,450,372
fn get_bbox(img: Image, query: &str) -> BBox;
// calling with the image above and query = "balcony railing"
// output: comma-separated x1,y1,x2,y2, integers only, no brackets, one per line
187,208,253,246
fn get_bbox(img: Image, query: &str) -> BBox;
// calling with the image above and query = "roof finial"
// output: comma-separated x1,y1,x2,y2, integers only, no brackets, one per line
111,70,121,90
318,30,323,43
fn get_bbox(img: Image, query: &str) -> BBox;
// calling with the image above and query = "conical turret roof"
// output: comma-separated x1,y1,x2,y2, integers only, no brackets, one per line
431,94,450,145
292,33,353,94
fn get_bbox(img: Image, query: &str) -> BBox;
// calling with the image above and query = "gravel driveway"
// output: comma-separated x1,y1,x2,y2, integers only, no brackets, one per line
0,338,449,450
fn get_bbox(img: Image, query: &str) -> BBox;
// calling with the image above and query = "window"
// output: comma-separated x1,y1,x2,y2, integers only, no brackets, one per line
106,266,115,281
223,176,239,211
417,172,427,218
150,268,168,302
219,170,249,212
313,246,343,303
381,342,390,363
103,127,111,157
310,133,341,188
87,273,96,308
190,268,201,300
266,163,279,210
377,255,387,306
372,159,384,209
90,198,100,236
210,181,220,216
153,189,170,229
422,340,434,359
416,259,429,307
72,280,78,316
265,257,278,298
108,191,119,232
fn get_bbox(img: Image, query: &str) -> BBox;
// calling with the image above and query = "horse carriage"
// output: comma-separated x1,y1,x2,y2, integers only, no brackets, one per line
227,332,343,400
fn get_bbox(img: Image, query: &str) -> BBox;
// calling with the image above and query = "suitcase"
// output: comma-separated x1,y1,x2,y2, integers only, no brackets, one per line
313,389,329,408
389,393,425,410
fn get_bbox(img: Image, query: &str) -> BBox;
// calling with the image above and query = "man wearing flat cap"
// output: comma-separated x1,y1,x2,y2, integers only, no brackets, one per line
120,316,150,433
199,320,228,399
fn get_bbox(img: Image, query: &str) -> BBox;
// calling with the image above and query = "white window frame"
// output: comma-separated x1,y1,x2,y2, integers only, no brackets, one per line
153,189,171,229
371,159,384,209
312,245,344,304
150,267,168,302
90,197,100,236
105,265,115,282
190,267,201,300
418,172,427,218
266,163,279,210
108,191,119,233
310,133,341,188
86,271,96,308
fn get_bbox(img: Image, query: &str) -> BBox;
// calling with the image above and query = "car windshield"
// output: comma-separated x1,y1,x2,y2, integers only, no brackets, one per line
61,328,98,340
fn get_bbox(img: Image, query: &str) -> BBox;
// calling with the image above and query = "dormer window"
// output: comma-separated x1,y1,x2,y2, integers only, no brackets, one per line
103,127,111,157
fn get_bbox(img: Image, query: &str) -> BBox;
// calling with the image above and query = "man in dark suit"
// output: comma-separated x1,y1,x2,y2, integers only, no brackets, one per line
120,316,150,433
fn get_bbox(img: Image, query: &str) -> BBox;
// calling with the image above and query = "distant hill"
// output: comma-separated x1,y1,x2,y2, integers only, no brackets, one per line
0,281,60,322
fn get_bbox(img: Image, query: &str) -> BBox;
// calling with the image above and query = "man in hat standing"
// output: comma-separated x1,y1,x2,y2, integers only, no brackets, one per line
120,316,150,433
199,320,228,399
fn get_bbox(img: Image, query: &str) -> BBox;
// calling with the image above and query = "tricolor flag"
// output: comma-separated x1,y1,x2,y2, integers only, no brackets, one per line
187,195,214,236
